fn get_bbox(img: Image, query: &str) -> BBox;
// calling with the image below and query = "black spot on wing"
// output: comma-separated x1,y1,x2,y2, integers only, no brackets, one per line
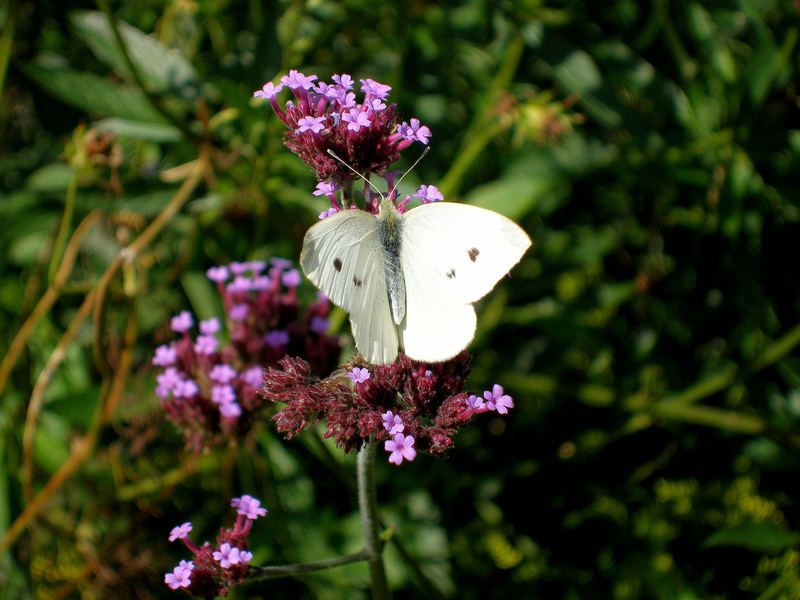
333,258,342,272
446,268,456,279
468,248,480,262
353,276,363,287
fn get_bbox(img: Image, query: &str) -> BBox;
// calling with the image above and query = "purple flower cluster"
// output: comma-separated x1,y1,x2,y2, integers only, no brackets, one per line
253,71,431,186
153,259,341,450
165,495,266,596
261,352,514,462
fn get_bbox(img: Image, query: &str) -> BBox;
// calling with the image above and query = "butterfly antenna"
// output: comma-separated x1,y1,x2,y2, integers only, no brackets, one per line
388,146,430,200
326,149,386,200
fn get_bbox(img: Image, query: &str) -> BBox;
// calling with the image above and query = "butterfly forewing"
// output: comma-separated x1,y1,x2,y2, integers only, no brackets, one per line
399,202,532,304
397,202,531,362
300,210,398,363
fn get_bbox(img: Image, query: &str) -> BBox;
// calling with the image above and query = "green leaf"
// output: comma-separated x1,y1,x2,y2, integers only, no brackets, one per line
24,64,168,123
703,523,800,553
76,189,177,216
33,412,71,475
181,270,224,323
25,163,76,193
745,28,798,106
465,173,565,220
70,10,197,94
93,117,182,142
553,50,622,128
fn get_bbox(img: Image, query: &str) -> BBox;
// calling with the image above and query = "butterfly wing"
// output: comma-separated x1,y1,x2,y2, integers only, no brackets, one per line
398,202,531,362
300,210,399,364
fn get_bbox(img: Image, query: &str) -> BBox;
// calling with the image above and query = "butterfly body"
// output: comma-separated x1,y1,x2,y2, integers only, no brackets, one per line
300,198,531,365
376,202,406,325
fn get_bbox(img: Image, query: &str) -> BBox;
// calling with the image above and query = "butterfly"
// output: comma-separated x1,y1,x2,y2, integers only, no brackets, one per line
300,193,531,365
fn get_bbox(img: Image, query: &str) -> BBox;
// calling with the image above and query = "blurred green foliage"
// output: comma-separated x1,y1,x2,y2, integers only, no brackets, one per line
2,0,800,598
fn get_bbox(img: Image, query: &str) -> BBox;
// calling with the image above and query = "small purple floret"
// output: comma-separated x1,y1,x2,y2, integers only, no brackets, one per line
170,311,194,333
153,344,177,366
164,560,193,589
484,384,514,415
382,410,404,435
231,494,268,519
253,81,284,99
348,367,370,383
414,184,444,204
385,433,416,465
264,330,290,348
207,266,230,282
169,522,193,542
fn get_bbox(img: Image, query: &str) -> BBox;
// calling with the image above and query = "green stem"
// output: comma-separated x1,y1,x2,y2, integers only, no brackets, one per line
357,442,390,600
438,32,524,198
0,0,19,106
247,549,371,581
48,170,79,283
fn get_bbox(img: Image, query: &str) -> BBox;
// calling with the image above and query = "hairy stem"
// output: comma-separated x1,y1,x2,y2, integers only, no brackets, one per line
247,549,371,581
357,442,390,600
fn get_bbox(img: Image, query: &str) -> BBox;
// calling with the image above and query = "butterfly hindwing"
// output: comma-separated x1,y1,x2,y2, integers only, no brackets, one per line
397,202,531,362
300,210,398,363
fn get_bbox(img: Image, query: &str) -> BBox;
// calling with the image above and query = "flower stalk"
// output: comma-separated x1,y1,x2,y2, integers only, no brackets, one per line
357,441,390,600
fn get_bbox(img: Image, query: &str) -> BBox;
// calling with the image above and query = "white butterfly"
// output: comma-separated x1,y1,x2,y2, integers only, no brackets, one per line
300,197,531,365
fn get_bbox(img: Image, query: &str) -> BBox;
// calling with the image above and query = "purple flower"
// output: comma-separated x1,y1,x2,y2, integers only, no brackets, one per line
229,262,250,276
319,207,338,219
253,81,284,99
295,116,327,134
231,495,268,519
360,78,392,99
313,181,339,197
194,334,219,355
348,367,371,384
259,71,407,182
152,344,177,367
414,184,444,204
280,70,317,90
381,410,404,435
484,384,514,415
466,394,486,411
337,91,357,109
200,317,221,335
168,522,193,542
385,433,416,465
173,378,199,398
220,401,242,418
209,363,238,384
241,366,264,388
332,73,354,89
342,108,371,132
213,543,242,568
281,269,302,288
228,303,249,320
206,265,230,282
270,258,294,270
226,275,252,293
369,98,387,111
309,316,329,334
170,311,194,333
264,330,290,348
239,550,253,564
165,559,193,589
156,367,181,399
245,260,267,273
251,275,271,291
399,118,431,144
314,81,338,99
211,384,236,405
